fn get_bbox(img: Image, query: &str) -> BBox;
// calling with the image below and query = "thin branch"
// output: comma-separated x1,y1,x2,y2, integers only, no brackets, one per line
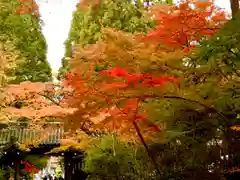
156,95,228,124
114,98,160,173
94,89,229,126
37,93,60,106
132,98,160,173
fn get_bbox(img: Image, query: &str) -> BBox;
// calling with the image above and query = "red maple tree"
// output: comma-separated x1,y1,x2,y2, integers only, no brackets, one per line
63,66,183,139
141,0,227,52
58,2,231,172
63,64,184,172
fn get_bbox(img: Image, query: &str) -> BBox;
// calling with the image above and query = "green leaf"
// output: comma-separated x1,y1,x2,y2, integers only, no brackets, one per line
237,114,240,119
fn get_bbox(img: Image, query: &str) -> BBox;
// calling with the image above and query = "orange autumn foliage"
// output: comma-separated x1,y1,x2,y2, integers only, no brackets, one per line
15,0,39,17
142,0,228,52
63,65,183,141
59,1,229,141
57,23,191,141
77,0,102,10
0,81,75,129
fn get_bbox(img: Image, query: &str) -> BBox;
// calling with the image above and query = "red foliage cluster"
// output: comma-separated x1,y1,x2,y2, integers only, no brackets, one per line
100,67,182,130
99,67,183,90
141,0,227,52
21,160,39,174
102,99,161,133
64,67,183,140
15,0,39,17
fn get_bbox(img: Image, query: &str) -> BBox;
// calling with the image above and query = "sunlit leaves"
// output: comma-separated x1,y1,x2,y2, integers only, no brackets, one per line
59,0,155,78
230,125,240,131
0,40,23,86
141,0,227,52
0,82,75,128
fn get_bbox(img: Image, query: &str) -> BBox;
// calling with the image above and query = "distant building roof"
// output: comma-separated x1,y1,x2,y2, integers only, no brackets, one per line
0,128,64,146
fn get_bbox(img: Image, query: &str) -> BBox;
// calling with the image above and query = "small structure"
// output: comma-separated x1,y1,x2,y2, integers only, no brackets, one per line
0,127,87,180
47,147,87,180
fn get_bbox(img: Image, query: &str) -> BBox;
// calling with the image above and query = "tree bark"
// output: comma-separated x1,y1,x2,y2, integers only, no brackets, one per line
14,160,20,180
230,0,240,18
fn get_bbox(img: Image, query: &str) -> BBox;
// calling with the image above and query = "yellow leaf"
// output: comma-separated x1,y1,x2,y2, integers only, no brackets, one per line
230,125,240,131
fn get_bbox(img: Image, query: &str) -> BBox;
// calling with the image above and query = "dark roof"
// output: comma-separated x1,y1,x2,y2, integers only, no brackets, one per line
0,128,64,146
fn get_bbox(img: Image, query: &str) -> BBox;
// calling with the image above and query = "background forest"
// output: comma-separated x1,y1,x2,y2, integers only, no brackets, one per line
0,0,240,180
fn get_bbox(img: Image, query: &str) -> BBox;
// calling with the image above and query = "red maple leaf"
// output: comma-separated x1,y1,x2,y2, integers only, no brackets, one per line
101,82,128,91
124,74,144,85
100,67,128,77
123,99,138,114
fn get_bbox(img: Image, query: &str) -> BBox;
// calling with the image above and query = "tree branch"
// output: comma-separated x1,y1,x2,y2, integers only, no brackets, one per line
37,93,60,106
95,89,229,126
132,98,160,173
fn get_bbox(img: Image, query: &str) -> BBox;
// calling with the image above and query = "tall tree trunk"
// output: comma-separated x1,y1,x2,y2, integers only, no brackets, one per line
230,0,240,18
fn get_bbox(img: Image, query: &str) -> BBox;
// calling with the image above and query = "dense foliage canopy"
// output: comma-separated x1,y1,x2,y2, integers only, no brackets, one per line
1,0,240,179
58,1,240,179
0,0,52,83
59,0,157,78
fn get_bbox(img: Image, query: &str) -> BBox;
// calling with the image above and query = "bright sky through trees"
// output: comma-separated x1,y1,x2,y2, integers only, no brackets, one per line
36,0,78,74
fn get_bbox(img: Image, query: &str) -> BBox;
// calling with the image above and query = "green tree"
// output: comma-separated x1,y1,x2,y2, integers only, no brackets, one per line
59,0,156,78
84,135,155,180
0,0,52,83
0,40,22,86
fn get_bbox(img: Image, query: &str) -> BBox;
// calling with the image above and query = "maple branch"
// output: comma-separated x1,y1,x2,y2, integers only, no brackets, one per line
96,90,228,126
191,27,221,30
147,95,228,125
37,93,60,106
113,98,160,173
132,98,160,174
